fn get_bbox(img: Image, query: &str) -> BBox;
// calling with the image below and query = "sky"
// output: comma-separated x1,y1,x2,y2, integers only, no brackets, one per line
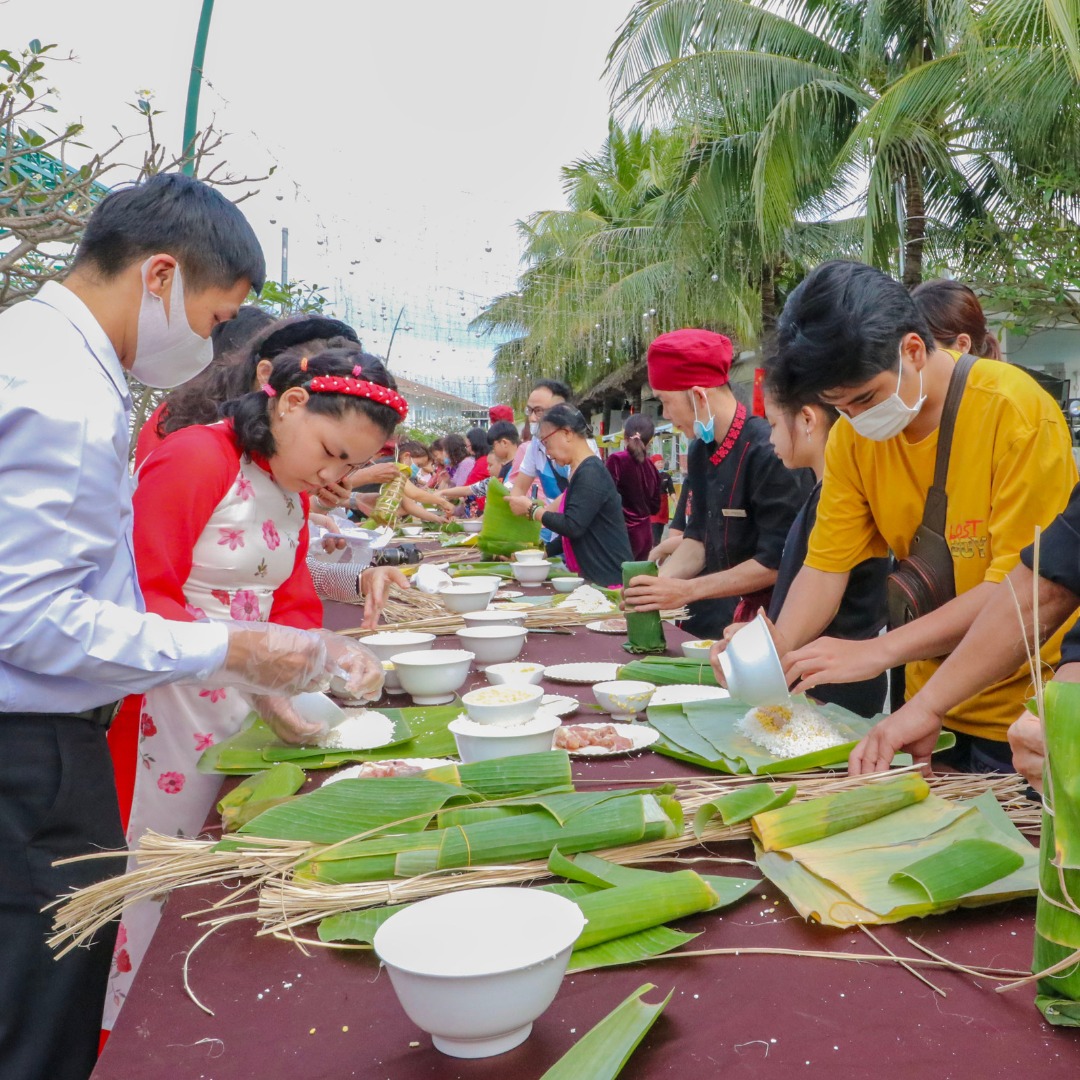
3,0,634,398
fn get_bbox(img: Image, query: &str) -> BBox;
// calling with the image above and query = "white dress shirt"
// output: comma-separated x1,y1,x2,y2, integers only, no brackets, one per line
0,282,228,712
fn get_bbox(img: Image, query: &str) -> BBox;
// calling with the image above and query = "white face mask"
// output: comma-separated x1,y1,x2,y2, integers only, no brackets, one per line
129,260,214,389
529,421,540,436
844,349,926,442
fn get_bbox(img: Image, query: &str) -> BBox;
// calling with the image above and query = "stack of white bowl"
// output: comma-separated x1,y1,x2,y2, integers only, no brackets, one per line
448,683,559,762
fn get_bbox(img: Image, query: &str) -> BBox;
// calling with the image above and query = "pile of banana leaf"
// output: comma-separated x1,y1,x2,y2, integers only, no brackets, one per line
1033,681,1080,1026
198,705,460,774
735,774,1037,927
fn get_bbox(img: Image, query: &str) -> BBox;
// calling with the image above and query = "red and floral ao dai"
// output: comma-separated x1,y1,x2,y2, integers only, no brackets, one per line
105,420,320,1027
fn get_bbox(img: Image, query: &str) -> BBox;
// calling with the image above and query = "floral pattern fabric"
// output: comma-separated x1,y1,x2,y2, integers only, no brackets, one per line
105,453,305,1028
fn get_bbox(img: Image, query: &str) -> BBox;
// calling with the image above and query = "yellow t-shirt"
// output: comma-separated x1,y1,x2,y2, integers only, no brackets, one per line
806,356,1079,741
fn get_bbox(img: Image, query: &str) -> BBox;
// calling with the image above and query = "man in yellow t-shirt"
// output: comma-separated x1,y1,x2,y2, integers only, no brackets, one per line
755,260,1077,772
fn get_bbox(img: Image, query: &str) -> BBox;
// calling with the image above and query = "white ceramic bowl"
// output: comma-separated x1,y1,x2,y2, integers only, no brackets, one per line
460,520,484,534
439,582,497,614
448,712,561,764
461,683,544,725
381,660,407,695
485,662,545,687
391,649,474,705
592,680,656,721
363,631,436,662
512,549,546,563
373,886,584,1058
551,576,585,593
454,626,527,668
511,561,551,586
681,638,716,661
452,575,503,592
717,612,789,706
462,609,527,629
401,525,423,537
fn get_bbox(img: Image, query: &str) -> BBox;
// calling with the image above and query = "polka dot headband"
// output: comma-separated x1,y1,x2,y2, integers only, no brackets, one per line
307,374,409,421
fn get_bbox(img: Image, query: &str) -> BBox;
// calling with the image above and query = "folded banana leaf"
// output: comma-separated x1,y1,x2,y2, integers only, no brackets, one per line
618,657,721,687
647,695,955,775
693,782,796,835
621,562,667,655
198,706,461,775
217,762,307,832
754,783,1037,927
477,478,541,556
1033,681,1080,1025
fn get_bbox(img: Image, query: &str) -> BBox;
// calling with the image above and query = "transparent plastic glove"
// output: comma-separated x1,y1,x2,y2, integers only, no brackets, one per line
250,694,327,746
315,630,384,701
213,621,332,696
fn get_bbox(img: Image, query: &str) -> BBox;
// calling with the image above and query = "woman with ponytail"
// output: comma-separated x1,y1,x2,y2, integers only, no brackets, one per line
604,413,662,560
105,345,405,1026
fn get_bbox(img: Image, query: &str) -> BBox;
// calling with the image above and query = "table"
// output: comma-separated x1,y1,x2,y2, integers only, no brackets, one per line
93,596,1080,1079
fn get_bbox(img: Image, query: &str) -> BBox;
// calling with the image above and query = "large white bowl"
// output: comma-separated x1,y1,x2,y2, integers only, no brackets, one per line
373,886,584,1058
460,520,484,534
485,662,545,687
439,582,497,614
401,525,423,537
512,549,546,563
551,576,585,593
290,692,346,730
461,683,544,725
717,612,789,706
452,575,503,592
511,561,551,585
592,680,656,721
363,631,436,662
454,626,527,668
462,609,527,629
391,649,474,705
448,712,561,764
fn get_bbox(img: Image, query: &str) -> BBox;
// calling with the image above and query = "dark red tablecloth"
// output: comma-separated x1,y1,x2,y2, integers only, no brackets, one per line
92,598,1080,1079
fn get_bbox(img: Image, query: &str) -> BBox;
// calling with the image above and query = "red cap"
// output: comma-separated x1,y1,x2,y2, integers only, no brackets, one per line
489,404,514,423
647,329,733,391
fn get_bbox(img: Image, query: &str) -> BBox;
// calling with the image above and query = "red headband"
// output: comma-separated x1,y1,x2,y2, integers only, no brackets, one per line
307,375,409,421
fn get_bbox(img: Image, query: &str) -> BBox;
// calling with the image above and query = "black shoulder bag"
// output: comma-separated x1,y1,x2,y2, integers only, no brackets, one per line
886,353,977,630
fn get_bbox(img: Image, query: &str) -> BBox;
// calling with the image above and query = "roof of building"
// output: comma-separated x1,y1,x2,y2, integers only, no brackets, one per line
394,375,482,410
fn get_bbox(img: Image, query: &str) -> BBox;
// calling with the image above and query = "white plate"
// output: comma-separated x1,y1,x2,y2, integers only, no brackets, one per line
650,684,731,707
539,694,579,717
320,758,454,785
544,663,622,685
585,619,627,635
492,601,533,611
495,590,524,599
554,722,659,757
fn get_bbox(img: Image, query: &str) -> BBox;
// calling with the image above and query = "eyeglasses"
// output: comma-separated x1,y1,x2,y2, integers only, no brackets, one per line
539,429,560,446
525,405,548,417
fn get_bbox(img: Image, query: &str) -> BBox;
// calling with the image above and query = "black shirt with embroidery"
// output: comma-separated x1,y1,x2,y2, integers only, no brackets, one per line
680,405,811,636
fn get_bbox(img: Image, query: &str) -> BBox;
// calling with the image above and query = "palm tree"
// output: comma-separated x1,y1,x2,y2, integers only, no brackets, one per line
607,0,1080,287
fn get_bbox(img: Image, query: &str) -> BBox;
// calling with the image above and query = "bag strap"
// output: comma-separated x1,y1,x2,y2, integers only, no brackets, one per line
922,353,977,534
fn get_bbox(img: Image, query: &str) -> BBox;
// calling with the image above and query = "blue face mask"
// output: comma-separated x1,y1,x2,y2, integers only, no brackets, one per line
691,391,715,442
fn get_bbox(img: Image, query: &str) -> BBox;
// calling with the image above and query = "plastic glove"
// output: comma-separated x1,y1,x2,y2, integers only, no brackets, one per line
315,629,384,700
250,694,328,746
359,566,410,630
214,621,332,696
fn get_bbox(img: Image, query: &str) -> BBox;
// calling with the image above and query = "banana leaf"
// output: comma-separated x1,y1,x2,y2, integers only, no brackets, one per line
618,657,721,687
647,697,954,775
199,706,461,775
217,762,307,832
756,789,1037,927
477,477,541,556
621,562,667,655
539,983,672,1080
299,792,680,884
1033,681,1080,1025
693,782,796,836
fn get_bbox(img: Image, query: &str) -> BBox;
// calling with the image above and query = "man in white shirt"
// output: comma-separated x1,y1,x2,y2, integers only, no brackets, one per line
0,173,377,1080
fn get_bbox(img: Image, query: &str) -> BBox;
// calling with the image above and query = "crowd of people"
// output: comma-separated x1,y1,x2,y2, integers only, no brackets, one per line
4,170,1080,1080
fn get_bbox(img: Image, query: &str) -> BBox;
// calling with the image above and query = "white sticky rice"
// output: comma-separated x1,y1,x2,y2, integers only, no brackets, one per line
735,702,846,759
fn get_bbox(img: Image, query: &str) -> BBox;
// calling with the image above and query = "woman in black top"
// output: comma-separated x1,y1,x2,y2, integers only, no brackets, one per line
761,385,889,717
507,404,633,586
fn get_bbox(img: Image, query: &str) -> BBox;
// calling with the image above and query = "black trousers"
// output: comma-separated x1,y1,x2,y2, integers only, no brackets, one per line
0,715,126,1080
